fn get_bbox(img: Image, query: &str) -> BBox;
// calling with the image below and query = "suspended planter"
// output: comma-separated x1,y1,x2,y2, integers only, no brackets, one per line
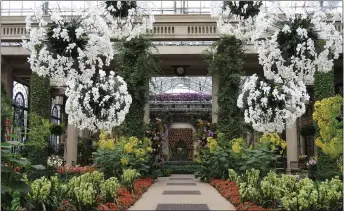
105,1,137,18
222,1,263,19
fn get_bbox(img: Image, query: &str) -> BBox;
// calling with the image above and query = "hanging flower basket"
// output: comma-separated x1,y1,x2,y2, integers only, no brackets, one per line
237,74,309,133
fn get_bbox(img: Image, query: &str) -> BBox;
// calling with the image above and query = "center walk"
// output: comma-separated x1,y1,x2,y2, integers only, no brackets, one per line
129,174,236,211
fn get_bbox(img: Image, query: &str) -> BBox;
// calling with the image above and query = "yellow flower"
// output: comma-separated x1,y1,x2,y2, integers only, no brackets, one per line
313,95,343,158
123,143,133,153
135,148,146,157
98,139,115,150
128,137,138,146
99,131,108,141
146,147,153,153
207,137,218,153
120,157,129,166
232,142,241,153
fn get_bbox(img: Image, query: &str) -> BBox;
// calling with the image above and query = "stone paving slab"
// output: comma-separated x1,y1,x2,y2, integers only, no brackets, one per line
128,174,236,211
156,203,209,210
166,182,197,186
162,190,201,195
169,178,194,180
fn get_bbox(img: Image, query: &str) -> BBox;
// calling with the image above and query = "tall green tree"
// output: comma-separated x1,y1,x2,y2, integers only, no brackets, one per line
116,37,160,138
205,36,246,140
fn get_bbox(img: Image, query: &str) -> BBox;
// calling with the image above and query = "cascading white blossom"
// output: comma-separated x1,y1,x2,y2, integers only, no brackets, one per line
237,74,309,133
102,1,154,41
253,1,342,84
210,1,263,41
23,5,114,85
22,2,137,132
65,70,132,132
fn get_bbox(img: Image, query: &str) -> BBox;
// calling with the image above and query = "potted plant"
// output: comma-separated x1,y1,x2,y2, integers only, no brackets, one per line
307,156,317,180
49,124,64,136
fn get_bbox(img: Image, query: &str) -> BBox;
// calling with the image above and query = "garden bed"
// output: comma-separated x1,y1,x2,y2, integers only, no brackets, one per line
210,179,276,211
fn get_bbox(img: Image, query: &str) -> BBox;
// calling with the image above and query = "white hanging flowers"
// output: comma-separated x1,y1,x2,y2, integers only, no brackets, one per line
253,1,343,84
102,1,154,41
23,4,114,85
65,70,132,132
237,74,309,133
22,2,137,132
210,1,263,41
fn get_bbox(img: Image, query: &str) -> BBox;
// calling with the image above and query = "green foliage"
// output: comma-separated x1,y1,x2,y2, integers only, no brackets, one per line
122,169,140,192
204,36,245,140
116,37,160,138
314,71,335,101
49,124,64,136
26,113,51,150
232,169,343,210
93,136,153,179
1,141,45,211
28,73,51,167
314,70,339,180
29,73,51,119
1,82,13,141
163,165,200,174
161,168,172,177
238,143,279,176
300,124,316,137
195,136,280,182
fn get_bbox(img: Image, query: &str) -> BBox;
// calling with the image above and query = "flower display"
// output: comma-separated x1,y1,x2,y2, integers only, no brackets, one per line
56,165,96,175
253,2,342,84
23,4,114,84
313,95,343,158
47,155,64,168
307,156,317,166
210,1,263,41
98,131,116,150
28,177,52,204
103,1,154,41
237,74,309,133
207,137,218,153
100,177,121,202
259,133,287,154
65,71,132,132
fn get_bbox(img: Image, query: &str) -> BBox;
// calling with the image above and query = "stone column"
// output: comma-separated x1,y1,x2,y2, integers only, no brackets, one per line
144,103,150,124
212,72,219,123
65,125,78,165
286,122,298,172
1,63,13,99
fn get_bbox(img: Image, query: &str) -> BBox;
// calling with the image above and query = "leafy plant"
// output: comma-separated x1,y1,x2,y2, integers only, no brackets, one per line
1,141,45,211
50,124,64,136
116,37,160,138
300,124,316,137
204,35,246,140
1,82,13,142
314,70,339,180
238,143,279,176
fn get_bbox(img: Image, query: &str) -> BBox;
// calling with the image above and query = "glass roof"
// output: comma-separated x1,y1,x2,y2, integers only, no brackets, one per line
150,77,212,95
1,1,342,16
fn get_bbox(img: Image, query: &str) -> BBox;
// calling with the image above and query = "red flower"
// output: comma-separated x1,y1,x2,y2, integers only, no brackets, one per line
98,203,118,211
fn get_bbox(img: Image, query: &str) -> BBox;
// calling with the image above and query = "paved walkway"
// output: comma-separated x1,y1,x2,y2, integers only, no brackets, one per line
129,174,236,211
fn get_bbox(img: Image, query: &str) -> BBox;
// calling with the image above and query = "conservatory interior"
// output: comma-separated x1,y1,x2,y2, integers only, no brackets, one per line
1,1,343,211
